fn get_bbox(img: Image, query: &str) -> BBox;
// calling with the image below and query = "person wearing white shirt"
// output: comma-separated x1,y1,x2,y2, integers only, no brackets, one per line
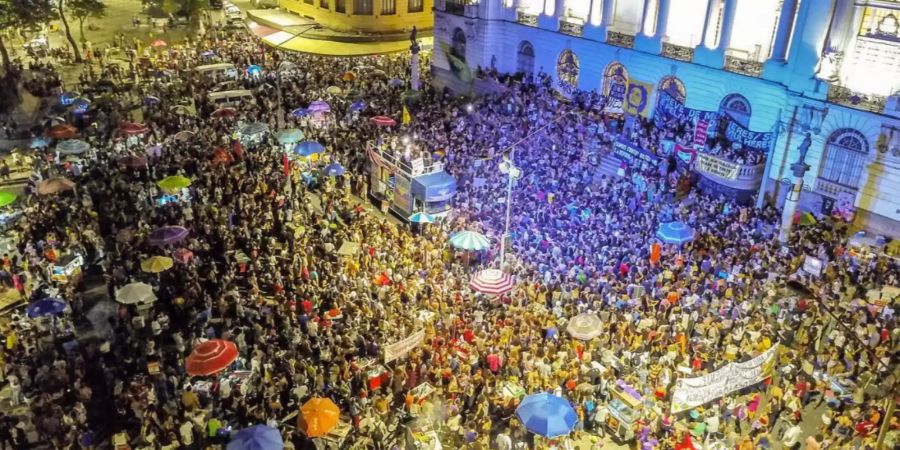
179,420,195,448
495,428,513,450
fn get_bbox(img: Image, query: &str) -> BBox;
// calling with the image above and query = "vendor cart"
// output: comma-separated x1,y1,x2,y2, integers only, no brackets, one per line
406,419,442,450
50,253,84,284
604,384,642,442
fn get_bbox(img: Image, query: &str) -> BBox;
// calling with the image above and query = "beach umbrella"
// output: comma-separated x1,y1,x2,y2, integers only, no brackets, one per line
151,39,167,47
342,71,356,82
227,425,283,450
238,122,269,136
118,155,148,169
185,339,239,376
30,137,49,149
212,107,237,119
350,100,366,112
46,124,77,139
157,175,192,192
325,85,341,95
515,393,578,438
276,129,304,146
290,107,309,118
148,225,189,246
307,100,330,113
26,298,67,318
566,313,603,340
144,95,161,105
0,191,17,208
407,212,435,224
449,230,490,251
120,122,150,136
656,221,696,245
37,178,76,195
370,116,396,127
141,256,174,273
115,282,157,305
174,130,195,141
323,163,345,177
298,397,340,438
294,141,324,158
470,268,515,296
247,64,263,76
57,139,90,155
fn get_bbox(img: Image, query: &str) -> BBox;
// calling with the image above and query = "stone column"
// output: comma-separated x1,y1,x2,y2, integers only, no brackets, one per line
779,133,812,243
700,0,717,47
601,0,615,27
640,0,653,35
770,0,798,61
655,0,671,38
717,0,738,50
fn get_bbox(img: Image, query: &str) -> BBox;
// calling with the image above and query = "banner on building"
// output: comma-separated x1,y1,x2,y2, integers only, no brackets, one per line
696,153,741,180
722,119,774,150
624,80,654,117
671,345,779,413
384,329,425,364
694,120,709,146
654,92,719,130
613,138,661,166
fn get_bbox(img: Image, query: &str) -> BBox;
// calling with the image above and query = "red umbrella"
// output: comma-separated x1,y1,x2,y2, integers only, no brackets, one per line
185,339,238,376
211,147,233,166
212,107,237,118
469,269,515,296
370,115,397,127
151,39,167,48
120,122,150,136
172,248,194,264
46,124,77,139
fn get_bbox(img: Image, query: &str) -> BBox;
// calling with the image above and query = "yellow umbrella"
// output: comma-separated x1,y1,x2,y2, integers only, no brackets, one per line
157,175,192,193
141,256,174,273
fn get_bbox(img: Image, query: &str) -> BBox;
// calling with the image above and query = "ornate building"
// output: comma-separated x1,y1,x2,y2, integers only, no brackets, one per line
279,0,433,34
432,0,900,236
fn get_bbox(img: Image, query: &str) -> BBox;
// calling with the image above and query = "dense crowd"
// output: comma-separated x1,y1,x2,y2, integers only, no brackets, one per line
0,23,897,450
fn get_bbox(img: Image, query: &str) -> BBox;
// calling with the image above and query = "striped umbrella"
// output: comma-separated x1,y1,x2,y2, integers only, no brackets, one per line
308,100,330,113
212,107,237,118
656,221,695,245
469,268,515,296
185,339,239,376
408,212,435,224
370,115,397,127
120,122,150,136
449,230,490,251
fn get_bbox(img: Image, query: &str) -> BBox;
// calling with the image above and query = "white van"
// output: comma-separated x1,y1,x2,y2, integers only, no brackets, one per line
194,63,238,80
208,90,255,106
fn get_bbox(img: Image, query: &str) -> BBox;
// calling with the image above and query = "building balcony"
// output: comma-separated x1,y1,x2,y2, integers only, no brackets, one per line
815,178,857,199
442,0,479,17
516,10,538,27
661,42,694,62
827,84,887,114
695,153,765,192
559,18,584,37
724,55,763,78
607,31,635,49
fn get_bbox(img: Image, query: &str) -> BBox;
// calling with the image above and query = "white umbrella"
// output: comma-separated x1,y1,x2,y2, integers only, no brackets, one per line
566,313,603,340
115,282,157,305
469,269,515,296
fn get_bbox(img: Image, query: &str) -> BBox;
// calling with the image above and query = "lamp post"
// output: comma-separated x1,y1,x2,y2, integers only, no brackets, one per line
756,108,783,210
498,148,521,268
275,60,296,130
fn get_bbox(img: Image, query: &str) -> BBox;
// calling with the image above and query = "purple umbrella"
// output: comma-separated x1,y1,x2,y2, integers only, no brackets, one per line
148,226,189,246
308,100,330,113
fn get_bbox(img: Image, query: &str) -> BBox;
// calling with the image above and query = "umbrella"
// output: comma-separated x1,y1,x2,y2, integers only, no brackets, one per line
370,116,397,127
46,124,77,139
0,191,17,207
174,130,195,141
144,95,161,105
30,137,49,148
290,107,309,117
308,100,330,113
173,248,194,264
656,221,696,245
57,139,90,155
227,425,283,450
323,163,345,177
294,141,324,158
389,78,404,87
157,175,192,192
247,64,263,76
185,339,239,376
238,122,269,136
37,178,76,195
350,100,366,112
120,122,150,136
469,269,515,296
449,230,491,251
298,397,340,438
276,129,304,146
795,211,817,226
212,107,238,118
515,393,578,438
148,225,189,246
118,155,148,169
342,71,356,81
151,39,167,47
141,256,174,273
59,91,80,105
115,282,157,305
201,50,216,57
72,97,91,112
566,313,602,340
172,105,195,116
26,298,67,318
212,147,234,166
408,212,435,224
325,85,341,95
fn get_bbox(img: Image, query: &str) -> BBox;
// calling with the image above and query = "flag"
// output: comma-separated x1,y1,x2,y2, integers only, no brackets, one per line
402,105,411,125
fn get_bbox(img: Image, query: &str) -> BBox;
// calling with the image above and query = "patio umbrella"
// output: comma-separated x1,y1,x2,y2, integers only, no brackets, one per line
238,122,269,136
151,39,167,47
30,137,49,148
407,212,435,224
325,85,341,95
212,107,237,118
656,221,696,245
323,163,345,177
57,139,90,155
298,397,340,438
566,313,602,340
26,298,67,318
276,129,304,146
307,100,330,113
294,141,324,158
46,124,77,139
470,269,515,296
370,116,397,127
449,230,490,251
174,130,195,141
118,155,148,169
141,256,174,273
185,339,239,376
144,95,161,105
227,425,283,450
290,107,309,118
120,122,150,136
0,191,17,207
148,225,189,246
115,282,156,305
157,175,192,192
515,393,578,438
37,178,76,195
350,100,366,112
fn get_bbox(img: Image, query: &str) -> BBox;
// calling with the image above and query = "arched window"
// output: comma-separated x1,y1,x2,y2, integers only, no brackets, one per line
451,28,467,61
658,76,686,104
719,94,752,128
818,129,870,189
517,41,535,78
556,49,580,93
602,62,629,109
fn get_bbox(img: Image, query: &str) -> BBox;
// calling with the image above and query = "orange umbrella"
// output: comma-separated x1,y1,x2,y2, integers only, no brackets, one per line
37,177,76,195
151,39,167,48
46,124,77,139
298,397,340,437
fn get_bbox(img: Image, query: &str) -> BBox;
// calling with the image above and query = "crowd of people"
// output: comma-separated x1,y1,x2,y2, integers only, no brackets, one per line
0,21,897,450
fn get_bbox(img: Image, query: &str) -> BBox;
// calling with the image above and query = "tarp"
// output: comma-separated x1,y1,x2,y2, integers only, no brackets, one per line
411,171,457,202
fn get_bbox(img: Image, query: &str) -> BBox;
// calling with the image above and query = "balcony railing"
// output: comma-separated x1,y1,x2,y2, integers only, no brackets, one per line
559,19,584,37
815,178,857,199
694,153,765,191
827,85,887,114
516,10,538,26
724,56,763,77
607,31,635,49
444,0,478,15
661,42,694,62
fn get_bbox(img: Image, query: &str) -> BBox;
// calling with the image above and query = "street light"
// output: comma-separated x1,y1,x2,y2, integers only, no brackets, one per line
276,60,297,130
498,150,522,268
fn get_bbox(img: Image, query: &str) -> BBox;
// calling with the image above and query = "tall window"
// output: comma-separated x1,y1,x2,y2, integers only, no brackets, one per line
408,0,423,12
818,129,869,189
354,0,373,14
382,0,396,14
320,0,329,8
336,0,346,12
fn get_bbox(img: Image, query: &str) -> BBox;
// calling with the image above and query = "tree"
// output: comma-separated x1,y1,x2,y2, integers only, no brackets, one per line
0,0,56,72
67,0,106,42
57,0,82,62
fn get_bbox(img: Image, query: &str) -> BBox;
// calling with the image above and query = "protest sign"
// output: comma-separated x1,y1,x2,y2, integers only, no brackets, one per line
384,329,425,363
671,345,778,413
613,139,661,166
694,120,709,146
696,154,740,180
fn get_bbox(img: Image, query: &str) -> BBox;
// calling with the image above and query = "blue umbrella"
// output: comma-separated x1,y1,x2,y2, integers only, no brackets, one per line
449,230,490,251
276,129,304,146
227,425,283,450
323,163,345,177
656,221,696,245
515,393,578,438
26,298,67,318
350,100,366,112
294,141,325,158
408,212,435,224
57,139,90,155
72,97,91,113
247,65,263,76
30,137,49,149
290,108,310,118
389,78,403,88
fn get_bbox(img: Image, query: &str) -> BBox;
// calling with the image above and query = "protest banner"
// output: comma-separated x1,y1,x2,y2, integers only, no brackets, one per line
722,118,774,150
802,256,824,277
694,120,709,146
674,144,697,165
384,329,425,363
613,139,661,166
671,345,778,413
624,80,654,117
696,153,740,180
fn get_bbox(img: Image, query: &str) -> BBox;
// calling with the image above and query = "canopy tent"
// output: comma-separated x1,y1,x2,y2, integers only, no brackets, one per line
411,171,457,202
449,231,490,251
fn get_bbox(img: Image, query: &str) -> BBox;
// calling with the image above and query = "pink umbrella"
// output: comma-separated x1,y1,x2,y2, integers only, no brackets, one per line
370,116,397,127
120,122,150,136
173,248,194,264
151,39,167,48
469,269,515,296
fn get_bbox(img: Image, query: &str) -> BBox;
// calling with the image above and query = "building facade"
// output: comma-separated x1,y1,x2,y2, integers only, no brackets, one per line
279,0,434,33
432,0,900,237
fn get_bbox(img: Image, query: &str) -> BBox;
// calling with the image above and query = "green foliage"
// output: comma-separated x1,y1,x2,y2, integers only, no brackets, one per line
0,0,56,29
146,0,209,18
67,0,106,22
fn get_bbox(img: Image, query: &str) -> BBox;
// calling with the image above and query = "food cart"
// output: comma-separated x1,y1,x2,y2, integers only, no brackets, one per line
406,419,442,450
604,383,642,442
50,253,84,284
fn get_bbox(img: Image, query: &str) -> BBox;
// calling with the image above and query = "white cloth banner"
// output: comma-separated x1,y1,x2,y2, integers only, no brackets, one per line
671,345,779,413
383,330,425,364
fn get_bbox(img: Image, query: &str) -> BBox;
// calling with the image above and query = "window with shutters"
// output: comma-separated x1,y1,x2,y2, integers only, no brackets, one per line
354,0,373,14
